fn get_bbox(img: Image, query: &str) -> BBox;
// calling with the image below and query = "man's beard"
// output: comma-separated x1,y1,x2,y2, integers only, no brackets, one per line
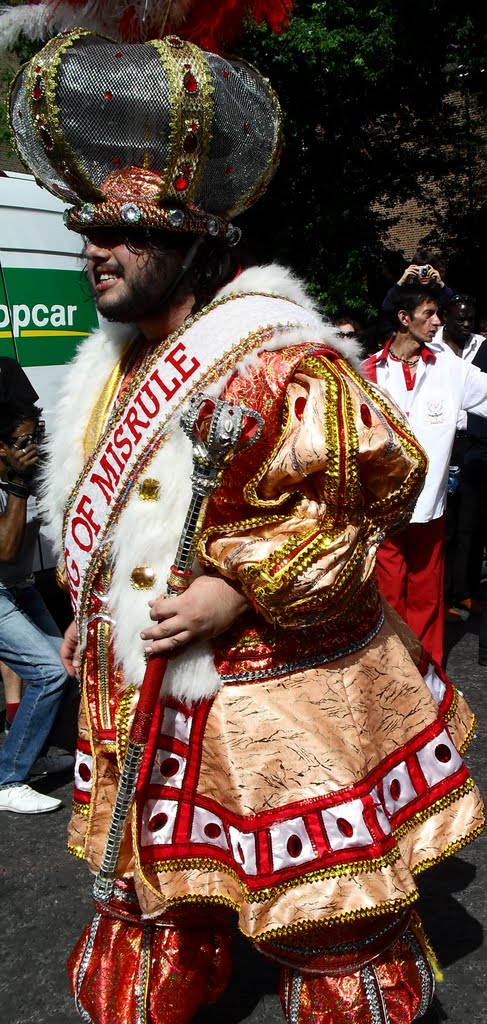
92,249,183,323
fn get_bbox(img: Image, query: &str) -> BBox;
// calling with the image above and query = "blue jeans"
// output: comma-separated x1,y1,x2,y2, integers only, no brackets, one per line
0,583,72,786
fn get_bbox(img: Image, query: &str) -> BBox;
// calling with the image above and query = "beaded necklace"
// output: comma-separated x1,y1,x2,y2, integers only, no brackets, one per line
389,347,420,367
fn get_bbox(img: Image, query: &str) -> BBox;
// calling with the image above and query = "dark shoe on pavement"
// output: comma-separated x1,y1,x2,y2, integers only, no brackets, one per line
445,605,470,623
30,754,75,777
0,783,62,814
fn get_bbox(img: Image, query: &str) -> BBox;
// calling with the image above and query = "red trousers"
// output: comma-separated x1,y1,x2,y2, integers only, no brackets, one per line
376,517,445,666
69,882,434,1024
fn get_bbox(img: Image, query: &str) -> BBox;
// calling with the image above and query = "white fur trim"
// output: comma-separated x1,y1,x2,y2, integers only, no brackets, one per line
108,429,221,700
39,323,135,558
162,640,222,703
220,263,321,316
220,264,364,369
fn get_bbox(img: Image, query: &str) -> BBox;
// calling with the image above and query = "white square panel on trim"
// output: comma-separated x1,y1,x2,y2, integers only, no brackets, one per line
321,798,372,851
269,816,316,871
416,730,463,788
191,806,229,850
141,798,178,846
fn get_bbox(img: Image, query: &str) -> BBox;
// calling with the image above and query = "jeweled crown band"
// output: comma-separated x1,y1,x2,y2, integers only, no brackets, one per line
66,196,241,243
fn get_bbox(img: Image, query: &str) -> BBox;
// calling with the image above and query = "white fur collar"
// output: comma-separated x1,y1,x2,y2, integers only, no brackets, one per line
219,263,364,368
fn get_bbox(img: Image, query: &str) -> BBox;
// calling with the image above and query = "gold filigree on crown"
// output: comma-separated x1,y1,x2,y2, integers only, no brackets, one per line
9,29,282,242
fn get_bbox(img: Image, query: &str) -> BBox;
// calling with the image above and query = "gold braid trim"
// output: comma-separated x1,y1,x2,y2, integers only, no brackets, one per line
26,29,101,201
67,844,86,860
392,777,476,841
147,846,404,905
340,358,428,529
116,686,136,768
458,713,477,755
410,914,444,983
250,892,421,942
71,799,90,818
137,780,483,916
158,889,421,942
443,687,459,723
411,819,485,877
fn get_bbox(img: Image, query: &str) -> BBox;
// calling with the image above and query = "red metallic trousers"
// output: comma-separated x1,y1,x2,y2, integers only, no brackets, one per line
68,881,435,1024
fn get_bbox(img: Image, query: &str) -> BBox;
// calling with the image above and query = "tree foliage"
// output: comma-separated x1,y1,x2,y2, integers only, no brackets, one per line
237,0,487,315
1,0,486,316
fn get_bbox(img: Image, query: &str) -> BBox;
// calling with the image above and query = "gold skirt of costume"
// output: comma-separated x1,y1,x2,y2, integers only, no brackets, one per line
69,612,483,942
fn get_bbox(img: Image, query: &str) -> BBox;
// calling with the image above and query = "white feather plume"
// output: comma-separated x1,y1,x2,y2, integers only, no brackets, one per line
0,1,195,49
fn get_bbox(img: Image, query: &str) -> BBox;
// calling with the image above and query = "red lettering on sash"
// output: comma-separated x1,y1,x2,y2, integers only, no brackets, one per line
64,547,80,588
105,441,125,474
89,453,122,506
123,406,150,443
71,517,94,552
164,342,200,382
149,344,200,401
76,495,101,537
71,496,100,553
134,381,161,419
64,547,80,607
113,425,132,461
150,367,180,401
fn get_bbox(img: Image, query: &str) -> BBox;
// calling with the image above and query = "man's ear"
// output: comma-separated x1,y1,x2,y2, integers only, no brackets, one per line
397,309,410,329
0,439,9,460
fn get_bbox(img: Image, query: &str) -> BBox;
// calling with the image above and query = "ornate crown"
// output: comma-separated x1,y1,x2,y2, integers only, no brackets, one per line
10,29,282,242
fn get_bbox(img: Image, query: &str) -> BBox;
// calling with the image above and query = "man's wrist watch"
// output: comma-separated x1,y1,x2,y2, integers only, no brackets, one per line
6,469,31,498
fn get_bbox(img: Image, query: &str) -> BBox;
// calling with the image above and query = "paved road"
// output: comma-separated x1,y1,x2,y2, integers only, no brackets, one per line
1,621,485,1024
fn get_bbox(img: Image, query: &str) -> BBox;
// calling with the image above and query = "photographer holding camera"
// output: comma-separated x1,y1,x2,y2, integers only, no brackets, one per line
0,399,74,814
382,248,455,311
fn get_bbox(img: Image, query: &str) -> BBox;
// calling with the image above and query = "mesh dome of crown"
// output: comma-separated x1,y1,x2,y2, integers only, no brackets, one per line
10,30,282,221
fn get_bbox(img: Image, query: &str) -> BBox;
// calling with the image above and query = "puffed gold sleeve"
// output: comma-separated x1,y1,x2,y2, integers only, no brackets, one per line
199,352,427,628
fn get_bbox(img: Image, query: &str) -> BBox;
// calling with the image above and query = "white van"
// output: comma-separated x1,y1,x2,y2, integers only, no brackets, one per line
0,170,98,568
0,170,98,420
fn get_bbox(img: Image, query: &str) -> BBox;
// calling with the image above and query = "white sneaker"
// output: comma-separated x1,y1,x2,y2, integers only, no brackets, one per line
30,754,75,777
0,783,62,814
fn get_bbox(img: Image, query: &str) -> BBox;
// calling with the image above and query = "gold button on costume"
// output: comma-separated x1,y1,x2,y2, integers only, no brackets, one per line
130,566,157,590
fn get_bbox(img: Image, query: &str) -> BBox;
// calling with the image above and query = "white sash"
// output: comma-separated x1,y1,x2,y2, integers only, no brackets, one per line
62,291,322,621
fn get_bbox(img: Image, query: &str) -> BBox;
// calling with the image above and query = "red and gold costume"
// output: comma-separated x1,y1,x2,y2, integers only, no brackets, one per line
41,270,484,1024
13,17,482,1024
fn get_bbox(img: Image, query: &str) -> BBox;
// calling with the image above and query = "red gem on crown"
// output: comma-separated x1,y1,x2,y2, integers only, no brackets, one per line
183,72,198,93
183,133,198,153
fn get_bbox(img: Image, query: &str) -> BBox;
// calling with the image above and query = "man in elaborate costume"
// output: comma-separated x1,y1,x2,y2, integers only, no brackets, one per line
8,6,484,1024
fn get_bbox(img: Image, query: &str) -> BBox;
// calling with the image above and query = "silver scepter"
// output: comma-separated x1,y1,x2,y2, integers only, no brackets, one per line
93,395,263,903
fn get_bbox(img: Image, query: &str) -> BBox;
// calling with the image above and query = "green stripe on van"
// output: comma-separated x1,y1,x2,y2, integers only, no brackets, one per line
0,267,98,366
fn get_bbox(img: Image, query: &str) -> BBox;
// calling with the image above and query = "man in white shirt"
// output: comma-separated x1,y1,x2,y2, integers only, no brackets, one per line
434,294,486,620
363,286,487,665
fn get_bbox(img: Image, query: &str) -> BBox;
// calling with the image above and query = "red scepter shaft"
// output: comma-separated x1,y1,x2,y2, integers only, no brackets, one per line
130,567,192,743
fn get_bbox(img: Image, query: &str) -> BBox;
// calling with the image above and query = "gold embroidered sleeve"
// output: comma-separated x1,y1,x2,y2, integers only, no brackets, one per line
199,354,427,628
